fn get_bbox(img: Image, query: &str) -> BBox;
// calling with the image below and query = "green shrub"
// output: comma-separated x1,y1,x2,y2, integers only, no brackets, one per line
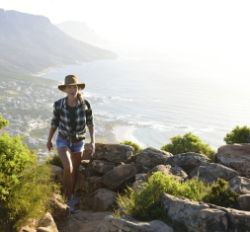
224,125,250,144
46,153,63,169
161,132,215,160
202,178,239,207
5,164,58,229
0,132,37,199
0,116,59,230
0,114,9,129
116,172,238,222
119,140,143,154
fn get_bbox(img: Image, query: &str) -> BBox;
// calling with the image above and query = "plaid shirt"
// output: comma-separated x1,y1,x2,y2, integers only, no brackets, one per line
51,97,94,139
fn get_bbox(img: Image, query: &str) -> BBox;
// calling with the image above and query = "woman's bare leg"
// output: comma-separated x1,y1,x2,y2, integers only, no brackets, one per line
57,146,73,200
71,151,83,193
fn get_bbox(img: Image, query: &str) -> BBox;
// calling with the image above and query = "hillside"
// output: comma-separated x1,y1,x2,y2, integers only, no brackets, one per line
56,21,110,46
0,9,117,74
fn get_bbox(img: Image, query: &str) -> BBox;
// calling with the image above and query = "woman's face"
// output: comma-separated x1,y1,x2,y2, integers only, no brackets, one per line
65,85,78,98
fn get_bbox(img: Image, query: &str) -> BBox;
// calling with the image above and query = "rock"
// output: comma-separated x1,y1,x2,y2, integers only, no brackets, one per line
95,215,174,232
102,164,137,189
162,193,228,232
229,176,250,194
55,210,112,232
38,213,58,232
132,173,147,191
135,147,173,169
91,160,116,174
88,188,117,211
50,165,63,184
217,144,250,177
190,162,239,183
85,176,105,193
237,194,250,211
147,164,188,181
84,143,134,163
19,226,37,232
210,204,250,232
48,194,69,219
74,168,87,196
164,152,212,174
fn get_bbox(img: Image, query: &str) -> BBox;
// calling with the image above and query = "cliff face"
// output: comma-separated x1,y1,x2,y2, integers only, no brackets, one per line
0,9,117,74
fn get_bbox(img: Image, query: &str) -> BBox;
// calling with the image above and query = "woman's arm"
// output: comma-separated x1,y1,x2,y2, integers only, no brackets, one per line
46,127,57,151
88,125,95,156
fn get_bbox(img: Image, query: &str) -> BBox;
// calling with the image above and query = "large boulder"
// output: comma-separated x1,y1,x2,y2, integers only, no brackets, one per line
135,147,172,169
84,143,134,163
88,188,117,211
164,152,211,174
147,164,188,181
37,213,58,232
229,176,250,194
237,194,250,211
102,164,137,189
85,176,105,193
210,204,250,232
47,194,69,219
95,215,174,232
217,144,250,177
190,162,239,183
90,160,116,174
162,194,228,232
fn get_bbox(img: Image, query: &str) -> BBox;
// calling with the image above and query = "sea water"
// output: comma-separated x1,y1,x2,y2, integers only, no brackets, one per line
41,45,250,150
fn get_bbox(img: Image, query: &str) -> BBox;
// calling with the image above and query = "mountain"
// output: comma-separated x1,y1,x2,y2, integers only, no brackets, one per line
0,9,117,74
56,21,110,46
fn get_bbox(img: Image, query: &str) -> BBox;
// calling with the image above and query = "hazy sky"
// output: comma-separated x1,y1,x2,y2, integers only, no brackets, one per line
1,0,250,69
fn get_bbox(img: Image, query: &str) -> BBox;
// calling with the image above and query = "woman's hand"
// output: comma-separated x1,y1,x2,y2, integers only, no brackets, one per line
47,140,53,151
89,142,95,156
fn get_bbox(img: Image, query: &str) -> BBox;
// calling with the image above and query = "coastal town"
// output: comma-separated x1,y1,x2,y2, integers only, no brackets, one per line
0,79,117,161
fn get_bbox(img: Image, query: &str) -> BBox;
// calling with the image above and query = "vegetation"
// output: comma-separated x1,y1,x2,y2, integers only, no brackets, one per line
0,115,58,230
119,140,143,154
224,125,250,144
161,132,215,160
46,153,63,169
115,172,239,222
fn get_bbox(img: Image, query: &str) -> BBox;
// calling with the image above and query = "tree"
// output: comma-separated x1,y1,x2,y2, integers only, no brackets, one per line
161,132,215,160
224,125,250,144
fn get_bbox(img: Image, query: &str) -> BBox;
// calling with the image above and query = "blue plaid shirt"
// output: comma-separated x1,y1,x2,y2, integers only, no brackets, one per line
51,97,94,139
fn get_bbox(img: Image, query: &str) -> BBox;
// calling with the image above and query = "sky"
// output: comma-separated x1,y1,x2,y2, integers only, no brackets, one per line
1,0,250,70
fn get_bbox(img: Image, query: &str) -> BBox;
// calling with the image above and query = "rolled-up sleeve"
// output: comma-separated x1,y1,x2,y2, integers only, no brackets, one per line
51,102,60,128
85,100,94,127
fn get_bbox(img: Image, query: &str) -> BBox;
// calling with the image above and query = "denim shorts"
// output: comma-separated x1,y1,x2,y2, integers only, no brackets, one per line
56,135,85,153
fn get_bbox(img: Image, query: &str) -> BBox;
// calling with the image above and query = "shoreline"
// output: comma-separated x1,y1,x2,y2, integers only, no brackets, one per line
113,125,146,148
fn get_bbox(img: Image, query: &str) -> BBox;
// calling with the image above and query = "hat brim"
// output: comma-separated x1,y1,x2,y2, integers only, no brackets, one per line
58,83,85,92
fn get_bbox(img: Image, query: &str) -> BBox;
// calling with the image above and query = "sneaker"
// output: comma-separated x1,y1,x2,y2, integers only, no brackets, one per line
67,198,74,213
72,194,80,205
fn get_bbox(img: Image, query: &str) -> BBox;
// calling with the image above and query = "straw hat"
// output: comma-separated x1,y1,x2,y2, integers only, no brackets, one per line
58,75,85,92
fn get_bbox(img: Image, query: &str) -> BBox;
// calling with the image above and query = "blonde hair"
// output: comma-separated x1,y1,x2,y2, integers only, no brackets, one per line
77,92,88,110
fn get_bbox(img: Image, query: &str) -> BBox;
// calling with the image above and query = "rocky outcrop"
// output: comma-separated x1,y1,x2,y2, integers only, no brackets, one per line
147,164,188,181
229,176,250,194
21,143,250,232
190,162,239,183
95,215,174,232
135,147,173,169
84,143,134,163
164,152,212,174
217,144,250,177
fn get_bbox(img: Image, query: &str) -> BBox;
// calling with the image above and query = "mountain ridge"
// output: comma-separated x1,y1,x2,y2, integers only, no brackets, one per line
0,9,117,75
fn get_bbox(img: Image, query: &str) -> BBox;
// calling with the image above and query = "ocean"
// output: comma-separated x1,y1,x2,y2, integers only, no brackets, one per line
41,45,250,151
